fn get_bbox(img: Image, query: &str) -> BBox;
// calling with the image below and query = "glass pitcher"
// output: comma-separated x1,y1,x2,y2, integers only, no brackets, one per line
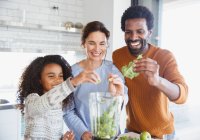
89,92,122,140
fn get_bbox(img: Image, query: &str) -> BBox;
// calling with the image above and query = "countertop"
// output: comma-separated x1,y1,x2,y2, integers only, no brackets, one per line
0,102,17,110
0,89,18,110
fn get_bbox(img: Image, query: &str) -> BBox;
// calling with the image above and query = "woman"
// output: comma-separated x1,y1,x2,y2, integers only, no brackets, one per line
63,21,128,140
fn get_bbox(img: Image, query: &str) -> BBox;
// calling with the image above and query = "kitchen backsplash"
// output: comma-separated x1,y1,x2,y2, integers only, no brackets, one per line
0,0,84,26
0,26,83,53
0,0,84,53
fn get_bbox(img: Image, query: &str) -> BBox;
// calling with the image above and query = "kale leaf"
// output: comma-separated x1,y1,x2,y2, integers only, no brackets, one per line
121,54,142,79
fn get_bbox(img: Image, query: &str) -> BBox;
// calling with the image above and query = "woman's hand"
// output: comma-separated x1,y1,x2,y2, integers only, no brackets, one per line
108,73,124,96
63,131,75,140
70,70,100,87
81,131,92,140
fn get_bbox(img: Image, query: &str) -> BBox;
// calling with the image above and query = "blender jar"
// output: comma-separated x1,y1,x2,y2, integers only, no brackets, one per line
89,92,121,140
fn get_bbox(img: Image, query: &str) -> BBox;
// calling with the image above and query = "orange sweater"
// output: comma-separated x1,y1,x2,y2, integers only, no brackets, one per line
112,44,188,138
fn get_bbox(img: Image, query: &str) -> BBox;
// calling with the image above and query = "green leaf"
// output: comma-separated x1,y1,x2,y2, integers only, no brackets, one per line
137,54,143,60
121,54,143,79
96,100,118,139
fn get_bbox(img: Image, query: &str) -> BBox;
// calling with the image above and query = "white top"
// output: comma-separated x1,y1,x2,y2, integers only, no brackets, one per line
24,78,75,140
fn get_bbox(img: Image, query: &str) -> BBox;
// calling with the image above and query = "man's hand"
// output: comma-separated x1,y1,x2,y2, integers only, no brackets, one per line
134,58,160,86
134,57,180,100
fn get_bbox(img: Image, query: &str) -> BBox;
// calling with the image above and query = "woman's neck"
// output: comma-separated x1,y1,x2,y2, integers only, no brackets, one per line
80,59,103,71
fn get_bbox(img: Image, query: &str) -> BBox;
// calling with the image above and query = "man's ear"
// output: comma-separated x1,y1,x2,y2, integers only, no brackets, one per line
148,30,153,38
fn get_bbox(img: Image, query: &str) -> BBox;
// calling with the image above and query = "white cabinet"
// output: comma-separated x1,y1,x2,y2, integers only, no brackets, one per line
0,109,21,140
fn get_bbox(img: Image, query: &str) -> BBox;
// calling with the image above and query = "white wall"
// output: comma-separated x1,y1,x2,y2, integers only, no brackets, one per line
83,0,114,60
113,0,131,51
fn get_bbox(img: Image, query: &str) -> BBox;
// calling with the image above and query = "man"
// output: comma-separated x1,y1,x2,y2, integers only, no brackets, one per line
112,6,188,139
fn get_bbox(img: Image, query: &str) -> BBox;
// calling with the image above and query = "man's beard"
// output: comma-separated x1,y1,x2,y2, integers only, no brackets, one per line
126,38,147,56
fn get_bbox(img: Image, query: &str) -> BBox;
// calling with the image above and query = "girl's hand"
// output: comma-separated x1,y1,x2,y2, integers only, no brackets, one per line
81,131,92,140
108,73,124,96
63,131,74,140
70,70,100,87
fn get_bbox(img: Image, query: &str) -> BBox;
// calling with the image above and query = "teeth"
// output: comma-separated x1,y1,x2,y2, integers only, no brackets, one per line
92,52,101,56
131,41,140,46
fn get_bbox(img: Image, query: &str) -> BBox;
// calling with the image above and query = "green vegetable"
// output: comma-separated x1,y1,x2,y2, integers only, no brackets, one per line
96,79,101,84
121,54,142,79
137,54,143,60
118,136,139,140
95,100,118,139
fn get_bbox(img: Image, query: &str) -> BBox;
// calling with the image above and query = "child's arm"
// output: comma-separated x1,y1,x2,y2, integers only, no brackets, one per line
26,70,100,116
26,77,75,116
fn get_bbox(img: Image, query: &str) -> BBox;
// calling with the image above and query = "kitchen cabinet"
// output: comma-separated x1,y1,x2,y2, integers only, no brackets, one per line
0,108,21,140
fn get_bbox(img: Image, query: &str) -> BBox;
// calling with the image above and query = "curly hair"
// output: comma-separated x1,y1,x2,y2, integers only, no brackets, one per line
17,55,73,112
121,6,154,31
81,21,110,44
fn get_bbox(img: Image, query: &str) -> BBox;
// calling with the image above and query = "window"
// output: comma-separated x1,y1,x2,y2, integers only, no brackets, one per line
161,0,200,138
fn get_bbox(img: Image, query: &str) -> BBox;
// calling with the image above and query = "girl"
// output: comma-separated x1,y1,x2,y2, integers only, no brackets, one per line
17,55,99,140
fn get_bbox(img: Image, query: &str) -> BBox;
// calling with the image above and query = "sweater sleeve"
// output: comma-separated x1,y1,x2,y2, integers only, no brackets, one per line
25,78,75,116
159,50,188,104
173,83,188,104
